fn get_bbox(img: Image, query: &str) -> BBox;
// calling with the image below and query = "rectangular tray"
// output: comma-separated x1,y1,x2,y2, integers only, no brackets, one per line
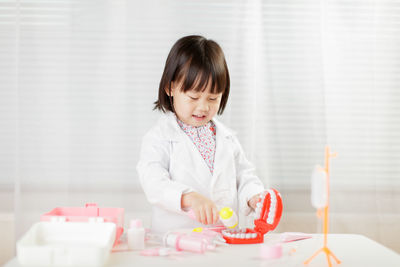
41,203,124,246
17,221,116,266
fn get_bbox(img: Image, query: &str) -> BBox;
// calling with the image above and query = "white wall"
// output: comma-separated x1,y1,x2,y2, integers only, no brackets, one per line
0,189,14,265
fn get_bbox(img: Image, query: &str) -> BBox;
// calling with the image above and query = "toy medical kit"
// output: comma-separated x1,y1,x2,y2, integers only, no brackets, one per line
280,232,312,243
187,207,238,229
311,166,328,209
140,247,180,257
221,188,283,244
146,231,214,253
16,221,116,266
41,203,124,246
127,219,145,250
192,225,226,233
163,232,210,253
304,146,341,267
190,228,227,246
219,207,238,228
260,243,283,260
16,203,124,266
193,227,226,241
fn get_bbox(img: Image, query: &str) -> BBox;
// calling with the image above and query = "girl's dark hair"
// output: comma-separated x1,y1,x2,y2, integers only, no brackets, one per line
154,35,230,115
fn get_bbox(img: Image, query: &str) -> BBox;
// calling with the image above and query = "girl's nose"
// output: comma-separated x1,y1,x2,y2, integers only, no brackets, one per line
198,100,210,112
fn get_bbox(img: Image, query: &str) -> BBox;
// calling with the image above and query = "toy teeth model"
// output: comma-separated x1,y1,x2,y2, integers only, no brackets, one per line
221,188,283,244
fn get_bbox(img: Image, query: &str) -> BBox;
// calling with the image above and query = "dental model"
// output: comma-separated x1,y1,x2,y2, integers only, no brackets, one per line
221,188,283,244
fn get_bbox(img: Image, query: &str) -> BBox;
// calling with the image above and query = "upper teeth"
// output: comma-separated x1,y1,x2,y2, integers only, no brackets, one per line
267,189,277,224
255,189,277,225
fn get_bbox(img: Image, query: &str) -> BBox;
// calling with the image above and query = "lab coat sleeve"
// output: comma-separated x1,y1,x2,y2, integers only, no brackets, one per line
232,135,265,216
136,131,194,214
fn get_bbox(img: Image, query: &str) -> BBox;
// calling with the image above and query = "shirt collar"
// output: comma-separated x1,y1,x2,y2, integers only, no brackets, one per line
159,112,234,141
176,117,214,133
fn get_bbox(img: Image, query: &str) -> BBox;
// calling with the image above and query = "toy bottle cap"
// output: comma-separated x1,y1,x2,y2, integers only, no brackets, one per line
219,207,233,219
130,219,142,228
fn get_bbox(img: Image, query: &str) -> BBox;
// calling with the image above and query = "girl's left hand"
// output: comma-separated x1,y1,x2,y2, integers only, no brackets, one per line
248,193,261,210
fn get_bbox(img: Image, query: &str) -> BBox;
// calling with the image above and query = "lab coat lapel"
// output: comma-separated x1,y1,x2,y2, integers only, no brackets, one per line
183,132,214,184
211,117,235,189
162,112,213,190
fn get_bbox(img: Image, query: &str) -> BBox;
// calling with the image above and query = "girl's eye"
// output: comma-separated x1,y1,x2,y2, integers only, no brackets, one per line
189,96,199,100
209,98,217,101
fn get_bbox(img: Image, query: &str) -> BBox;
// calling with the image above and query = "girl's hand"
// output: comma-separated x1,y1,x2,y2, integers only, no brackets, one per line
181,192,219,225
248,193,261,210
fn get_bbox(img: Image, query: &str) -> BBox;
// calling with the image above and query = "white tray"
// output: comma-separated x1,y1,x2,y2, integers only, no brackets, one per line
17,221,116,266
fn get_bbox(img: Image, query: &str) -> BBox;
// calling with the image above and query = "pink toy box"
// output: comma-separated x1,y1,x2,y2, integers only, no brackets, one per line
40,203,124,247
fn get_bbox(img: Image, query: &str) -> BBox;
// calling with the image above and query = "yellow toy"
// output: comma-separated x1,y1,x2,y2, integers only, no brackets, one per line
304,146,341,267
219,207,238,229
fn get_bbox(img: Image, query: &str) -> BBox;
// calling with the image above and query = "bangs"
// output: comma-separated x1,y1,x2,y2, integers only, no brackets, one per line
175,49,228,95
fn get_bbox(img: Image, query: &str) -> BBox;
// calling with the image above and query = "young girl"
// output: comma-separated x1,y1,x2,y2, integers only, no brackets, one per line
137,35,265,234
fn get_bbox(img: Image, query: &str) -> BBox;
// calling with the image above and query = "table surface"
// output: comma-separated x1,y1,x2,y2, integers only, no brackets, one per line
4,234,400,267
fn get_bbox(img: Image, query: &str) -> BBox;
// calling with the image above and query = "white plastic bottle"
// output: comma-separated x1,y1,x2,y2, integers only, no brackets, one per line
127,219,145,250
219,207,238,229
311,165,328,209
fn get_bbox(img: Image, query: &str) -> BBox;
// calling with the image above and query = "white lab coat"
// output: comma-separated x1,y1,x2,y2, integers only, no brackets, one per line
136,112,265,233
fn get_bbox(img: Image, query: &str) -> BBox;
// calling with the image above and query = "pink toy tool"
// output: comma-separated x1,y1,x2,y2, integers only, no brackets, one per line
41,203,124,247
186,208,234,230
221,188,283,244
191,228,227,246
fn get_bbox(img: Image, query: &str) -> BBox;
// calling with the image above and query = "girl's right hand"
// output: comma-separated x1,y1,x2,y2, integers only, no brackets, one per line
181,192,219,225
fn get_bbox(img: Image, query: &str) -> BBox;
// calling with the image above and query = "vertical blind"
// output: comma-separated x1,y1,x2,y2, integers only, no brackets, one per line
0,0,399,188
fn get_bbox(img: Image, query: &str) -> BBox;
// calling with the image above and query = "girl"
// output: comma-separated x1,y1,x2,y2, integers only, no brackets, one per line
137,35,265,234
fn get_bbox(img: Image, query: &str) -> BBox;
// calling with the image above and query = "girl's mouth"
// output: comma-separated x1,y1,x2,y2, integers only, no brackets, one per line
192,114,206,121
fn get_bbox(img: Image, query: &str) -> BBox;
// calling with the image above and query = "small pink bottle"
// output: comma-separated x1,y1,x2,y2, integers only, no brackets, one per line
127,219,145,250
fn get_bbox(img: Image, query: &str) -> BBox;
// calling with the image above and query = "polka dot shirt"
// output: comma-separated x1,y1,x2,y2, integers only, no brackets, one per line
177,118,217,174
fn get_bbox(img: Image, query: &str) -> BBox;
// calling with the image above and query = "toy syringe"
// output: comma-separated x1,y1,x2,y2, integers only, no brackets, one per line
186,206,238,229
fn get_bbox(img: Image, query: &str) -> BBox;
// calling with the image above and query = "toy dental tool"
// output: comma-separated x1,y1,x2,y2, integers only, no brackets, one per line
304,146,341,267
280,232,312,243
221,188,283,244
186,207,238,229
191,227,227,246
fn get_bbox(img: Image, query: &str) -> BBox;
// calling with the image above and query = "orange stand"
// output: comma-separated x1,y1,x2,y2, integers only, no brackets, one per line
304,146,341,267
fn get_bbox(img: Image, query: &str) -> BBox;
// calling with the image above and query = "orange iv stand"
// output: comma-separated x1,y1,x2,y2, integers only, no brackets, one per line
304,146,341,267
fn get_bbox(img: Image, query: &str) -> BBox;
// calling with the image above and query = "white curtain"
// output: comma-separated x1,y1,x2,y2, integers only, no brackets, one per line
1,0,399,253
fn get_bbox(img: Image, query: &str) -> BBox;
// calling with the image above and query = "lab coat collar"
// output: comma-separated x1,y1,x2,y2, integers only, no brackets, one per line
159,111,236,188
159,111,235,142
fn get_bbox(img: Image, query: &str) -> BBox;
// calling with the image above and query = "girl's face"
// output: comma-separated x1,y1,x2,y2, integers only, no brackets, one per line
169,79,223,127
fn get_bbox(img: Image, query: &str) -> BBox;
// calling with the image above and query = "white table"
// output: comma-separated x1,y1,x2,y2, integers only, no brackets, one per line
4,234,400,267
